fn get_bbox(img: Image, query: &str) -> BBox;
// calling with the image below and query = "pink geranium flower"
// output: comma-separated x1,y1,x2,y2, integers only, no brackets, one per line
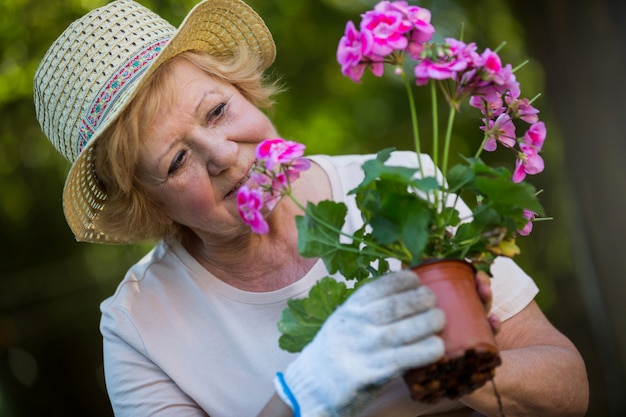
519,143,545,175
273,160,311,193
414,57,468,86
255,138,306,171
494,64,520,97
446,39,480,65
523,121,546,149
482,113,517,151
237,186,269,234
506,96,539,124
473,68,518,106
468,94,503,114
513,143,545,183
337,21,369,82
518,209,536,236
379,1,434,57
361,8,411,57
480,48,502,74
237,139,311,234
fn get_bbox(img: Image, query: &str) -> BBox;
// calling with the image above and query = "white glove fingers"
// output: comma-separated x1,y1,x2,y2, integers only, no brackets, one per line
350,270,419,303
377,334,446,372
359,285,437,325
377,307,446,347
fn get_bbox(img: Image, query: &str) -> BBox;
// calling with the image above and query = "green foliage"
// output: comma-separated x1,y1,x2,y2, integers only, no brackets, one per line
279,140,545,349
448,158,544,271
318,140,541,267
296,201,382,280
278,277,352,352
296,200,348,259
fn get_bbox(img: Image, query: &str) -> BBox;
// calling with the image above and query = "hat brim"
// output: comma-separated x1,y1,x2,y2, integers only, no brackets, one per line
62,0,276,243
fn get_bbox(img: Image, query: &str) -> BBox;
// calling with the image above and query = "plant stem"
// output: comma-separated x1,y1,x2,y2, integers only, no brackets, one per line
475,133,488,159
442,103,456,176
430,81,439,170
528,92,542,104
430,81,440,208
401,69,425,179
512,59,528,73
441,101,457,206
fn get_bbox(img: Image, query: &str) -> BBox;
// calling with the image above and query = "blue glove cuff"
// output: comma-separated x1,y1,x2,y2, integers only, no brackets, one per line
275,372,301,417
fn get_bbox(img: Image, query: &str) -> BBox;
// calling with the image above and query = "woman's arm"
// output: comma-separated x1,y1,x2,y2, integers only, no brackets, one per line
258,394,293,417
460,300,589,416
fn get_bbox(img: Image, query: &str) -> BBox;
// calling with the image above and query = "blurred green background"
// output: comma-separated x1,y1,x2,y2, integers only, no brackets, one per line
1,0,625,415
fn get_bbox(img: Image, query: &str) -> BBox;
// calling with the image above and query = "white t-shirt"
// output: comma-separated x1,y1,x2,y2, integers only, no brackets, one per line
100,152,539,416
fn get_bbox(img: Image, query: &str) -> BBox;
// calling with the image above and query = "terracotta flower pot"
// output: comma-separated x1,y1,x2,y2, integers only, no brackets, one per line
403,259,502,403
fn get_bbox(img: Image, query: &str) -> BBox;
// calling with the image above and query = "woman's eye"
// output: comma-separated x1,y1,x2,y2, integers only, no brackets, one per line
168,150,187,175
207,102,226,123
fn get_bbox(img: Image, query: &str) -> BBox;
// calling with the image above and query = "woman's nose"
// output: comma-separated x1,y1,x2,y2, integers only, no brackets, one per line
197,131,238,177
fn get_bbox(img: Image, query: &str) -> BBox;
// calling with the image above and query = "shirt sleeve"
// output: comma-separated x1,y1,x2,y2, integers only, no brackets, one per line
100,303,209,417
489,256,539,321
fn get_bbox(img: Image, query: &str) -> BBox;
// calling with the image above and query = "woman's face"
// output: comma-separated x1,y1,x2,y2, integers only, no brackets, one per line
137,57,279,239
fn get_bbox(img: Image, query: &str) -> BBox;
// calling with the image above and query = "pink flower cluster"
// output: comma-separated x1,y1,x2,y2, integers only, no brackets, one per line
337,1,434,82
336,0,546,183
237,139,311,234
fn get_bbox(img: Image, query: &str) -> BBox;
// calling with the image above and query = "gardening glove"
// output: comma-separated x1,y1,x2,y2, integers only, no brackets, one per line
275,270,446,417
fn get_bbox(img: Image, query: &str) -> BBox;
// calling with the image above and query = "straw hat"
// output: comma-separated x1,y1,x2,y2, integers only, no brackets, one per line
33,0,276,243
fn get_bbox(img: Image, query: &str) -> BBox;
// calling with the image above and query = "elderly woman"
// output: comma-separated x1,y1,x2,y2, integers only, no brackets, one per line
34,0,588,416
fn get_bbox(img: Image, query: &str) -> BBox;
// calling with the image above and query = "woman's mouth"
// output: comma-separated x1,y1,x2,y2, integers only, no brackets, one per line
225,161,257,198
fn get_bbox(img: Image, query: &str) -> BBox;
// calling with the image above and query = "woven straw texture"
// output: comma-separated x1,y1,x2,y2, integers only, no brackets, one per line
33,0,276,243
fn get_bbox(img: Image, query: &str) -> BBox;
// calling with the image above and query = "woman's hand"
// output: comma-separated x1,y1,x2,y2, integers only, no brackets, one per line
475,270,501,335
274,270,446,417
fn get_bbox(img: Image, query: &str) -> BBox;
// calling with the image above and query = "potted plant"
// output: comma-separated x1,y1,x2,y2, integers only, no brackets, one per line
237,0,547,404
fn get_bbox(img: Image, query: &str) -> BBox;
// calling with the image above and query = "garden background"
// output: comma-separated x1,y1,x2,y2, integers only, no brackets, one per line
1,0,624,415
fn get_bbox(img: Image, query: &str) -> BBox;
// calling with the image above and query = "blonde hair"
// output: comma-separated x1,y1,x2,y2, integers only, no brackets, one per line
93,49,283,242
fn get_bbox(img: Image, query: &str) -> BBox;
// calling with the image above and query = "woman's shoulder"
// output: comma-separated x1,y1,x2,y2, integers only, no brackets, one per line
99,240,182,311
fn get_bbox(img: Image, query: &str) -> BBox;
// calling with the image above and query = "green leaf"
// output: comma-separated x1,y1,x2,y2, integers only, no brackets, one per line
369,192,432,264
358,161,418,190
277,277,352,352
351,149,423,192
467,157,511,177
471,204,507,230
447,163,475,192
474,176,544,215
369,215,401,244
395,197,432,262
439,206,461,229
451,157,545,220
320,241,370,279
296,200,348,258
410,176,441,193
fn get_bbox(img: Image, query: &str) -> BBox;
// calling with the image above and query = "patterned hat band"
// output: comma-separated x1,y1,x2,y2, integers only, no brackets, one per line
78,36,172,154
